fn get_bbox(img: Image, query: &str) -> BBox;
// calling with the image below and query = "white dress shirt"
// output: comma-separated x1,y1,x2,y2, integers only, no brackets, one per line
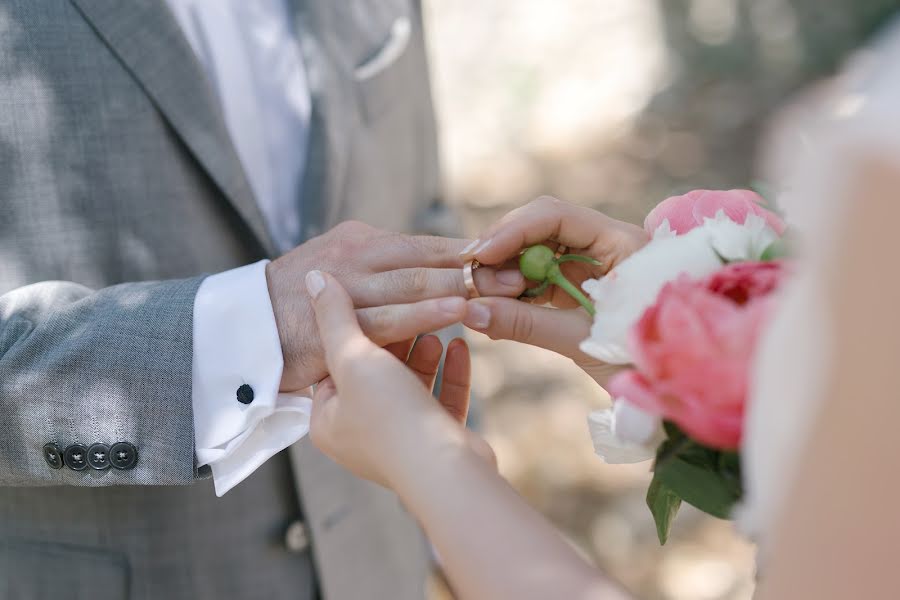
166,0,314,496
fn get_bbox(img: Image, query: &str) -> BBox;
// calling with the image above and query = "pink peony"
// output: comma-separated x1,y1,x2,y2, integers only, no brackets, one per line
607,261,787,449
644,189,786,236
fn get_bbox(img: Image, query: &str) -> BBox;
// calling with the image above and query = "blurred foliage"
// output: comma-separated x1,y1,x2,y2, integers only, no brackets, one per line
426,2,899,598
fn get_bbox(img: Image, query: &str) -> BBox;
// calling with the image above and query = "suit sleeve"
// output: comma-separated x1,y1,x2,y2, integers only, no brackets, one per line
0,276,203,486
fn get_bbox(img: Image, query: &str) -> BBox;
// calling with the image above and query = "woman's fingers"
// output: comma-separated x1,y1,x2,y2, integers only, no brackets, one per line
466,431,498,470
439,338,471,424
313,376,337,404
406,335,443,391
462,297,592,358
460,196,647,269
310,376,338,449
306,270,379,380
384,339,416,362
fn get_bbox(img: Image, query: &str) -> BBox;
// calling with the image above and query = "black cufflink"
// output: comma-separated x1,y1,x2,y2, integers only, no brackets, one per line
87,442,111,470
110,441,138,470
236,383,254,404
43,443,64,470
64,444,89,471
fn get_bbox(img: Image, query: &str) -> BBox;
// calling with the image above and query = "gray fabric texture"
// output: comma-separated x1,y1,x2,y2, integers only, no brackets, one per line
0,0,442,598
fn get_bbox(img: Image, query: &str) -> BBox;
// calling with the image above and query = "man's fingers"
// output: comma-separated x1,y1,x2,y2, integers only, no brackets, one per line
462,297,592,358
371,234,473,269
354,267,525,307
355,297,466,347
438,338,471,424
306,270,378,378
406,335,443,391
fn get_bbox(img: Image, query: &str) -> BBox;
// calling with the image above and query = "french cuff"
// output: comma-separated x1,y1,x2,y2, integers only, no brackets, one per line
192,260,312,496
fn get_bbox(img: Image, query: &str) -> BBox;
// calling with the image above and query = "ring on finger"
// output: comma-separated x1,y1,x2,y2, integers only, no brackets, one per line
463,259,481,299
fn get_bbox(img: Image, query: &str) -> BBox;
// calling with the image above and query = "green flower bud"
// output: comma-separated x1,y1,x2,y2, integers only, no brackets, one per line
519,245,556,282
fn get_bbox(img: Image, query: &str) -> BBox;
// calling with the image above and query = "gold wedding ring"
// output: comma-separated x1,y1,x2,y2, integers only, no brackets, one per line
463,259,481,299
554,244,568,258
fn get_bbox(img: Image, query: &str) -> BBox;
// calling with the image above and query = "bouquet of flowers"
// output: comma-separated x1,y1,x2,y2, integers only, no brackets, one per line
522,190,789,544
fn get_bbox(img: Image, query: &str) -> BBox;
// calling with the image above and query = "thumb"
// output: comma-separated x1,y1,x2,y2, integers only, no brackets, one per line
306,270,377,379
463,297,592,358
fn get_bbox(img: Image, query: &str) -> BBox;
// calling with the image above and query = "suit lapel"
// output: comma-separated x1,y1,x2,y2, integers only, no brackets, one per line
69,0,277,256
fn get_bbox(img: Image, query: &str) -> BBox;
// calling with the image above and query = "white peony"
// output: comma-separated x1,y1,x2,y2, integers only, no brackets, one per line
579,211,779,365
587,399,663,464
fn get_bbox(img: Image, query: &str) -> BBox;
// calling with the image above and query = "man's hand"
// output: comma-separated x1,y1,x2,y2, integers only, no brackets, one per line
267,221,527,391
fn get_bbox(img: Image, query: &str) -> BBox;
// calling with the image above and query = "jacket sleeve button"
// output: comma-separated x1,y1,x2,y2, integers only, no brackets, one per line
87,443,111,470
63,444,89,471
109,441,139,470
43,443,64,470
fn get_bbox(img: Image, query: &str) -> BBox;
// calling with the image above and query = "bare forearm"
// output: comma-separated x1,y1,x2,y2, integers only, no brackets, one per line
391,421,630,600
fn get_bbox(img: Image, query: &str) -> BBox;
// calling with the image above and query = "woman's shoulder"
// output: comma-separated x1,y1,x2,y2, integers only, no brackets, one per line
741,16,900,547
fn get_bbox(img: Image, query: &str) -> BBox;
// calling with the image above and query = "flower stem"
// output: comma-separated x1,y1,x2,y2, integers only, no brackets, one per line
547,264,596,316
556,254,601,266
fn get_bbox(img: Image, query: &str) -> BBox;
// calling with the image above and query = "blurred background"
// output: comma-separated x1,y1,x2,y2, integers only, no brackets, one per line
422,1,896,598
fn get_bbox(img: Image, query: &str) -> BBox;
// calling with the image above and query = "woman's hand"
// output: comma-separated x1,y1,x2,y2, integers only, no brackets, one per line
460,196,649,387
305,271,630,600
305,269,493,488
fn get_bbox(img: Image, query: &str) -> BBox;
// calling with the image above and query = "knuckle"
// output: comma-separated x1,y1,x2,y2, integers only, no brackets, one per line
422,234,451,255
509,307,535,343
361,306,396,335
329,221,372,254
334,220,370,236
407,268,430,296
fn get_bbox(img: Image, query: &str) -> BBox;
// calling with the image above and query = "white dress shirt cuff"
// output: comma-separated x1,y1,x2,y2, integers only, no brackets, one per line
192,260,312,497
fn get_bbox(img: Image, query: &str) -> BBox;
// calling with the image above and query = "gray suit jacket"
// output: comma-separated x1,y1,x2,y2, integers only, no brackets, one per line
0,1,444,598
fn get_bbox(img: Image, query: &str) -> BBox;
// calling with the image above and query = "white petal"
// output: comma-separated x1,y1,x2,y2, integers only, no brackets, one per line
652,218,676,240
587,408,657,464
613,399,664,446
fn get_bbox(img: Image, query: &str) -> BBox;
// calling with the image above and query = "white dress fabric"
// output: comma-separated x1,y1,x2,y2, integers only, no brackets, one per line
740,17,900,548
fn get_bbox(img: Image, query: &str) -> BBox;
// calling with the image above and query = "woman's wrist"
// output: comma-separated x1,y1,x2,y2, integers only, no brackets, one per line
383,407,473,493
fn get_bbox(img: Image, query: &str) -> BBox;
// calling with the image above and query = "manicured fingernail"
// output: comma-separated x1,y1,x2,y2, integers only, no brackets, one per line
473,239,492,254
460,239,480,256
305,270,325,299
463,301,491,329
496,269,524,287
438,297,465,315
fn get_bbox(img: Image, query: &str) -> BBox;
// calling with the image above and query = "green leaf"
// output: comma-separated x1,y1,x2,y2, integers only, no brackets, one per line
647,475,682,545
654,456,741,519
717,451,743,497
662,420,685,440
655,425,717,470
